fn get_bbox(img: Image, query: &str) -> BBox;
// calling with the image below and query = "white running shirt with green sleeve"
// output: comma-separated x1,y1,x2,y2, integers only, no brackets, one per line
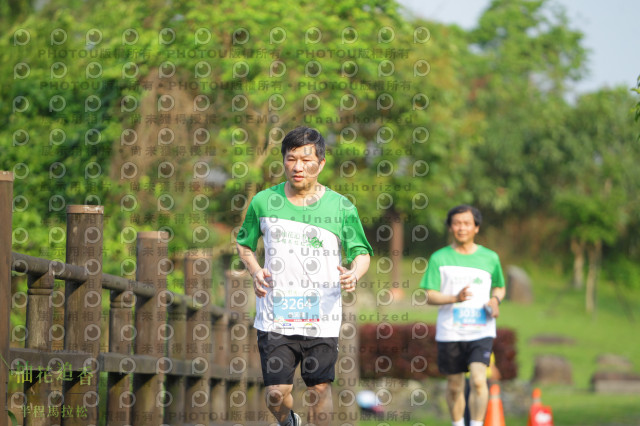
420,245,505,342
237,182,373,338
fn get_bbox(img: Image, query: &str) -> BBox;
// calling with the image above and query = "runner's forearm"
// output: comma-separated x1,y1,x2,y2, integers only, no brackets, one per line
426,289,458,305
491,287,506,303
350,254,370,282
236,242,262,277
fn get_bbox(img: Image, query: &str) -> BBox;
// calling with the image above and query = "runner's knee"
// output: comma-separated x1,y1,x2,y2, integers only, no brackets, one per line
309,382,330,395
305,382,331,405
469,374,487,392
468,363,488,391
447,375,465,395
265,385,291,406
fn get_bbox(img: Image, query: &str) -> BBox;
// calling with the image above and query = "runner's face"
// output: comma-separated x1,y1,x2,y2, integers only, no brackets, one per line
449,211,479,245
283,144,325,190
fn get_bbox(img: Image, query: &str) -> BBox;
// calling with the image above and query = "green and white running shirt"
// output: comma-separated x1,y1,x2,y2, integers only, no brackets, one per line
420,245,505,342
237,182,373,337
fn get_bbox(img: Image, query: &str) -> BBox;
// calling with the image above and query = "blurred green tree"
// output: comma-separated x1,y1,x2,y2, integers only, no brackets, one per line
553,88,640,313
465,0,587,213
1,0,482,279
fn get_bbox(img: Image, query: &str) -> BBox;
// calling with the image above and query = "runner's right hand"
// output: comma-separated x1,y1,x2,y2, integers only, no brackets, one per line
456,285,472,303
252,268,271,298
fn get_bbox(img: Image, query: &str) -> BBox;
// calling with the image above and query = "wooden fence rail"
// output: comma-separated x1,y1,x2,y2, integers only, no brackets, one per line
0,171,264,426
0,172,360,426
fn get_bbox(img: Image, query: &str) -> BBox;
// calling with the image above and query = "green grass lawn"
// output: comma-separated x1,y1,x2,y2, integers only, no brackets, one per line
355,257,640,425
357,389,640,425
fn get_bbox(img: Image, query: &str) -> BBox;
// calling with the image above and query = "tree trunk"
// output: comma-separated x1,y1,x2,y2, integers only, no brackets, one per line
570,237,585,289
585,240,602,314
389,210,404,299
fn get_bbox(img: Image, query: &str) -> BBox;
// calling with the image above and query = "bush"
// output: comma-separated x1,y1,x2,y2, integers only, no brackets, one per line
602,255,640,290
359,323,518,380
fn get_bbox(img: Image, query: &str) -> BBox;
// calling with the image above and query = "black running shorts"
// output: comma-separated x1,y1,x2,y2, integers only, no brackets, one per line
436,337,493,375
257,330,339,387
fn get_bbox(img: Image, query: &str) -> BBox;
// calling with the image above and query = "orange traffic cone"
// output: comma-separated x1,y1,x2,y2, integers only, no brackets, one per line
484,384,506,426
528,388,553,426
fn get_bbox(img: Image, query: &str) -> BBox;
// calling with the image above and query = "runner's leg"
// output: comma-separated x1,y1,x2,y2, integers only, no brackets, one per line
306,382,332,426
265,384,294,424
468,361,490,421
446,373,466,423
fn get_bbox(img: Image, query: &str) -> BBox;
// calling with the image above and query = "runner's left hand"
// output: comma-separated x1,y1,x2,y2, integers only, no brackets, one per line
338,265,358,292
487,296,500,318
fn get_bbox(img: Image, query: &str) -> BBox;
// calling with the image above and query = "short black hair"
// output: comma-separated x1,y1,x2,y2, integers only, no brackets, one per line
281,126,325,162
446,205,482,227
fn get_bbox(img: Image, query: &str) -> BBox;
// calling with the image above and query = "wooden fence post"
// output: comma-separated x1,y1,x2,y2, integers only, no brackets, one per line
210,314,228,423
226,267,250,424
246,326,262,422
63,205,104,425
0,172,13,426
338,292,360,425
132,231,168,425
184,252,212,425
165,259,187,424
107,284,134,425
25,270,55,426
210,261,231,423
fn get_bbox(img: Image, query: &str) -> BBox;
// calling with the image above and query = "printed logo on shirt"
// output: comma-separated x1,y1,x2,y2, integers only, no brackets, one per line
308,236,323,248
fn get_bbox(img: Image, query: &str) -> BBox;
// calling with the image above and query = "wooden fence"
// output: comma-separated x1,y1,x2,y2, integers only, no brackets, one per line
0,172,360,426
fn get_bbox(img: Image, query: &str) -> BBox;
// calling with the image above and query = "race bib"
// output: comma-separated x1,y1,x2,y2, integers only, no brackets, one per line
453,306,487,330
273,291,320,323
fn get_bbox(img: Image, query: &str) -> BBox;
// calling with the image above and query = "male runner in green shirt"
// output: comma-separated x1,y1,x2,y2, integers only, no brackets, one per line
236,126,372,426
420,205,506,426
